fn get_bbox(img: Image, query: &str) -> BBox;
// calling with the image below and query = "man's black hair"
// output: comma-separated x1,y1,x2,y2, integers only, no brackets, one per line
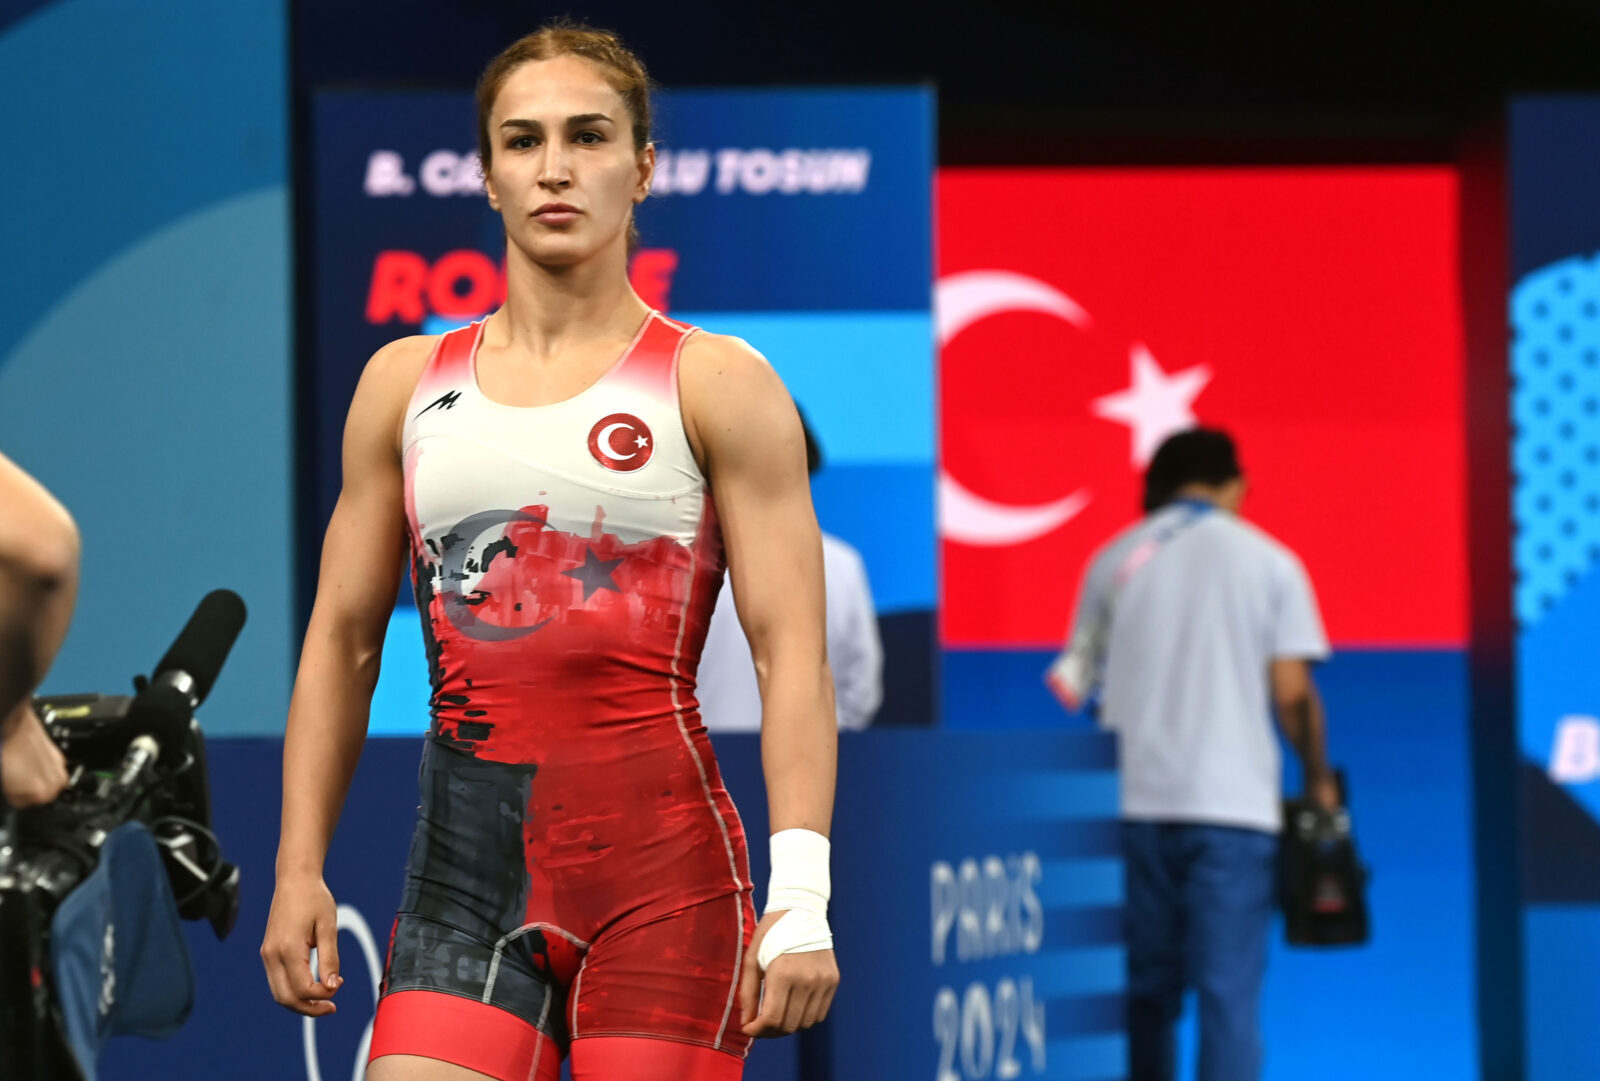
1142,428,1242,512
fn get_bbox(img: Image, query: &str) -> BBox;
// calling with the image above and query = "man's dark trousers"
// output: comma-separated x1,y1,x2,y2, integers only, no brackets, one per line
1122,821,1279,1081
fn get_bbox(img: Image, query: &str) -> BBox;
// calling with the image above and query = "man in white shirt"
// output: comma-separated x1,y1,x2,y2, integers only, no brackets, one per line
698,413,882,732
1049,429,1337,1081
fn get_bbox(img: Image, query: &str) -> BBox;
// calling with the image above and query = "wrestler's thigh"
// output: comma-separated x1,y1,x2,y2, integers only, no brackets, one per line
366,1055,503,1081
569,890,754,1052
569,1036,744,1081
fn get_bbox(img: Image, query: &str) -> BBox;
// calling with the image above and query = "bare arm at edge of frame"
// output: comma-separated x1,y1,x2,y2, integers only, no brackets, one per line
261,335,434,1017
0,450,79,805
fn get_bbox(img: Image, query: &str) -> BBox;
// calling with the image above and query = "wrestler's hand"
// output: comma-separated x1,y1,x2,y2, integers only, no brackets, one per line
1,703,69,807
261,872,344,1016
738,910,840,1038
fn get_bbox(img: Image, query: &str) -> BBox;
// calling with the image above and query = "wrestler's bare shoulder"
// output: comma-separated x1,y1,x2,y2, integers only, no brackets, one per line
362,334,441,393
678,330,788,413
339,335,443,446
679,329,772,380
678,330,798,457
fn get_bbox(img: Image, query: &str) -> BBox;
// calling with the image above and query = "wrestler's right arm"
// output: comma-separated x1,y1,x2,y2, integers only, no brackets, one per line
0,451,79,806
260,337,433,1017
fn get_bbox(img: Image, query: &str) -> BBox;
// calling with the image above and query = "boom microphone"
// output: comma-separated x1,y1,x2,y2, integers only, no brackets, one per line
128,589,247,764
121,684,195,765
39,590,248,768
148,589,247,710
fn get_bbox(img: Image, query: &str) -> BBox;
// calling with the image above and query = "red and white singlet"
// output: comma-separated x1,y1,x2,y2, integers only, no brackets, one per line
384,310,755,1066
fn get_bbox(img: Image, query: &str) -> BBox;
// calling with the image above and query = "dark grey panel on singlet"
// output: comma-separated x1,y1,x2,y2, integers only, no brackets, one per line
381,739,567,1037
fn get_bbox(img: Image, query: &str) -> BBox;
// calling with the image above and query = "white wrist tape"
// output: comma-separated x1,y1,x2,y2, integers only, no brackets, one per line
758,828,834,971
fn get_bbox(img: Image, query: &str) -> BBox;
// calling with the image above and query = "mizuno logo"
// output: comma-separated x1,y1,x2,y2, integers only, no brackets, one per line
416,390,462,418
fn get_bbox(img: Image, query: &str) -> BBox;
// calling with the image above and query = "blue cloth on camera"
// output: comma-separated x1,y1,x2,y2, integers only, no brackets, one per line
50,821,194,1080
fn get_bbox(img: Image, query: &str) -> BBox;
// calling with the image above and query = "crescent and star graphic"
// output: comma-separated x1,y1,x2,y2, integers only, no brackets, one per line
438,509,621,642
432,416,653,642
589,413,654,472
596,421,645,460
936,269,1213,547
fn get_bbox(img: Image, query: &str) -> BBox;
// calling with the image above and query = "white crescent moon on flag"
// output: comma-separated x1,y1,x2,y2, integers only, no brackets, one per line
936,269,1092,346
596,422,637,461
936,270,1096,547
939,474,1093,547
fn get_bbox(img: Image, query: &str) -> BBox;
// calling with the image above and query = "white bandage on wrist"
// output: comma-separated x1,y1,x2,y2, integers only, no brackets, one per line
757,828,834,971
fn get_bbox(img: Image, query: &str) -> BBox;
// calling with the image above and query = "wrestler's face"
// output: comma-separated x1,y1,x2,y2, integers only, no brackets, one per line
484,56,654,266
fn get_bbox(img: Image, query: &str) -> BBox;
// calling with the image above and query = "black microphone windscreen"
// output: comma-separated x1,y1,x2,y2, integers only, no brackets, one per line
124,682,195,758
154,589,247,706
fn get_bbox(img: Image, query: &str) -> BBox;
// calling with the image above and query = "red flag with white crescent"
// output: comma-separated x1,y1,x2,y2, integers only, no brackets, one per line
939,167,1466,649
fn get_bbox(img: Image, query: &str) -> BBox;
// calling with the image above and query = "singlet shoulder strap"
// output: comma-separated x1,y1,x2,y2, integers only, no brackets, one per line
610,312,696,400
426,319,484,385
404,320,484,421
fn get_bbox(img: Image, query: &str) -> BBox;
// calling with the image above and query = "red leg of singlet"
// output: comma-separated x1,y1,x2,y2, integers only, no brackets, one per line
569,1036,744,1081
369,989,562,1081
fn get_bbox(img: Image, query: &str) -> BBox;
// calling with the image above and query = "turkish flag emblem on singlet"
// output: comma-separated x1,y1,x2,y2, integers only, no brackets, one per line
588,413,654,473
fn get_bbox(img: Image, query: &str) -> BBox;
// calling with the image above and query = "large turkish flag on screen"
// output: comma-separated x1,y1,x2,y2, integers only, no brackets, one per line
939,168,1465,648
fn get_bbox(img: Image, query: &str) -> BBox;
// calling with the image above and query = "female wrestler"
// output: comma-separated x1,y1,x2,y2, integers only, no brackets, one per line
261,22,839,1081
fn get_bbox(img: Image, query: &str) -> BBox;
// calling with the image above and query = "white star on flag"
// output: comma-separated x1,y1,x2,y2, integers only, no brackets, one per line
635,435,649,448
1091,343,1212,467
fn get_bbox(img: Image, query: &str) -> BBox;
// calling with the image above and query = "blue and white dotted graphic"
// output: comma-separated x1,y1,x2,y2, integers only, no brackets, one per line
1512,253,1600,626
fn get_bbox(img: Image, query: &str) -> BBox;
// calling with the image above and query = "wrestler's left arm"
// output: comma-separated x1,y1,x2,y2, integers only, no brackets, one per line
678,332,840,1039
